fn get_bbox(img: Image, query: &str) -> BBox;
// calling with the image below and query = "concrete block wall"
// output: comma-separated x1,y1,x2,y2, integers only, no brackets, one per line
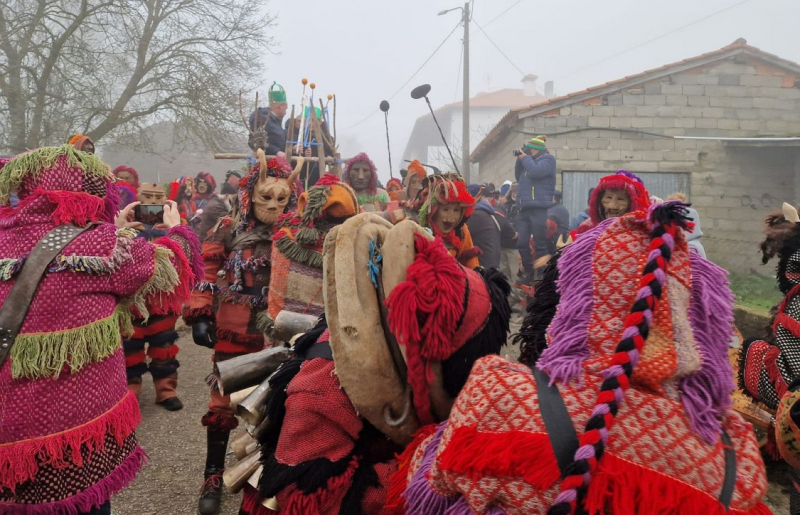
475,55,800,272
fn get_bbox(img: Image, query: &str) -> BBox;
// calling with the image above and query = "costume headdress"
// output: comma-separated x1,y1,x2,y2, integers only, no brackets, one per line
343,152,378,195
194,171,217,198
588,170,651,225
405,160,427,183
417,174,476,253
386,178,404,201
268,81,286,103
237,152,298,232
0,144,119,225
67,134,94,152
112,165,140,190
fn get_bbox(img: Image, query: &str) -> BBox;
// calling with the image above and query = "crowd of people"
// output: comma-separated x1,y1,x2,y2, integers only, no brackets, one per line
0,80,794,515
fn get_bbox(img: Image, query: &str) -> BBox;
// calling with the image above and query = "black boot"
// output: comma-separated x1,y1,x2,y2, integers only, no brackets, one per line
198,430,229,515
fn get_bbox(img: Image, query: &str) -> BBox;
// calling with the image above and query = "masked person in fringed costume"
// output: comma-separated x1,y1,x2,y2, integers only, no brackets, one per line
572,170,651,239
344,152,390,212
198,170,242,243
242,213,510,515
235,174,360,513
183,150,302,515
169,175,195,220
190,172,218,230
0,145,201,515
391,201,770,515
67,134,95,154
383,160,429,226
120,183,187,412
739,202,800,514
417,174,481,269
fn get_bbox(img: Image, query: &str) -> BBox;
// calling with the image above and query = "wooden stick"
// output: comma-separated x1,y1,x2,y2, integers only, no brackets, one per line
311,107,326,175
285,105,296,156
214,153,341,162
333,94,337,146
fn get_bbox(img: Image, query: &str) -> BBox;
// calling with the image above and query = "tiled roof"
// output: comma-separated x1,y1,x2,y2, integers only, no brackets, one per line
470,41,800,162
434,88,546,111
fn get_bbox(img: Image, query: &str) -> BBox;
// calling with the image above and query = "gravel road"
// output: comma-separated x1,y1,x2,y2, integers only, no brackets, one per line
111,325,791,514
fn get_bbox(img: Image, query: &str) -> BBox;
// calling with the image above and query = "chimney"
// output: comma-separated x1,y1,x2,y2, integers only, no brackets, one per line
522,74,538,97
545,80,554,99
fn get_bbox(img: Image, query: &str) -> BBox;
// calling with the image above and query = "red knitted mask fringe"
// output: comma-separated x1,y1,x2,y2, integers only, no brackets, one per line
0,392,140,492
384,424,438,512
386,234,466,425
280,457,358,515
147,344,180,361
549,203,689,515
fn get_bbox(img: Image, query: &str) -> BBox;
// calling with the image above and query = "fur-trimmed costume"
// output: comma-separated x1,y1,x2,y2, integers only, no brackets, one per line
0,145,200,513
740,203,800,513
250,216,510,514
394,203,769,515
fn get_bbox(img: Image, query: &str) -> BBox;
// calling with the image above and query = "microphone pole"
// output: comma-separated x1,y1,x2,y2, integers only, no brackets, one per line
379,100,393,179
410,84,460,175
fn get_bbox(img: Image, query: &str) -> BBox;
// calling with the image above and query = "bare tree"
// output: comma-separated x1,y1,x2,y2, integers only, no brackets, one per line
0,0,275,153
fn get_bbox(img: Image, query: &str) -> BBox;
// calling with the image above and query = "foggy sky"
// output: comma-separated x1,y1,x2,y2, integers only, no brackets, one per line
261,0,800,184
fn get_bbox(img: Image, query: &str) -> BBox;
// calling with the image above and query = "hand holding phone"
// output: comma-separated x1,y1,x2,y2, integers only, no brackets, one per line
134,204,165,225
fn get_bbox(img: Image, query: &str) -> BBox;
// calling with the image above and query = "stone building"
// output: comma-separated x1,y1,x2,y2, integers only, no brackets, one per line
470,40,800,272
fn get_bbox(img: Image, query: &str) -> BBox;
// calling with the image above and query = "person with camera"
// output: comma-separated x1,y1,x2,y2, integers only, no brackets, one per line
514,135,556,284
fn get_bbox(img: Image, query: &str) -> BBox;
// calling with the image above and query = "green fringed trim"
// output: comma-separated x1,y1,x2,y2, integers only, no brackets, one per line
0,145,112,205
295,226,321,245
301,186,332,222
257,311,275,335
275,235,323,269
130,246,180,322
0,257,23,280
116,302,134,338
418,200,431,228
10,309,125,379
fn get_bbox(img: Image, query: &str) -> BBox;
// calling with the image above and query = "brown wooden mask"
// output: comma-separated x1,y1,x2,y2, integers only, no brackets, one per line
137,183,167,204
251,149,301,225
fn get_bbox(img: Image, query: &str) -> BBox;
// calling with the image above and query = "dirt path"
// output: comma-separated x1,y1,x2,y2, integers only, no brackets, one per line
113,333,243,515
112,327,791,514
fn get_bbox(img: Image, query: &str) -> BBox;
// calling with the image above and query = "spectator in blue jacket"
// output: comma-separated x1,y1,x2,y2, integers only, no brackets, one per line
570,187,594,230
514,135,556,284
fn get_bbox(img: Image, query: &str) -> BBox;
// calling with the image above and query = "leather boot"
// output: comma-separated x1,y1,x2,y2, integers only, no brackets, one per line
198,430,229,515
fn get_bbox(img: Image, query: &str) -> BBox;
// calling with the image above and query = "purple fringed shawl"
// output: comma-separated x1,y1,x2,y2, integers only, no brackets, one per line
538,213,735,445
404,422,457,515
680,253,735,444
537,218,615,383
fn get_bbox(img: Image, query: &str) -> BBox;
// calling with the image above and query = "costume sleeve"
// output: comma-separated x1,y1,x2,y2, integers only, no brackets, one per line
521,154,553,180
113,224,201,321
183,220,230,324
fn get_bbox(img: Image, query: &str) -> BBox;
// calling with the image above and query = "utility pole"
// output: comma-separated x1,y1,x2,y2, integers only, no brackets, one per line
462,1,470,184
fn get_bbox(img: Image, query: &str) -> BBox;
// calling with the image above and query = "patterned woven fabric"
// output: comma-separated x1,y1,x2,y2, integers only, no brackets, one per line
414,355,768,515
0,147,199,511
397,209,767,514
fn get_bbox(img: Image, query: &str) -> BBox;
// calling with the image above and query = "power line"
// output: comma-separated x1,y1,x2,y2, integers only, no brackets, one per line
472,17,525,77
554,0,755,81
340,21,462,132
484,0,524,28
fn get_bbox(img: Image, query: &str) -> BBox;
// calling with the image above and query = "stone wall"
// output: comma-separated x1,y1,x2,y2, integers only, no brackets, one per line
475,56,800,272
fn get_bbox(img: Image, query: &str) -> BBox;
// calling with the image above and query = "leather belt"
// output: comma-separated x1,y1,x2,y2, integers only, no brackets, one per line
533,366,737,508
0,224,95,367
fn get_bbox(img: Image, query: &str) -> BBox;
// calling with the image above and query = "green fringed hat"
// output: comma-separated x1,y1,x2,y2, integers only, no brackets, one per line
269,82,287,103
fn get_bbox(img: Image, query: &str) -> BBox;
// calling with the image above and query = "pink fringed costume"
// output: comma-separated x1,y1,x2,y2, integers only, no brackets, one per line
0,145,200,513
